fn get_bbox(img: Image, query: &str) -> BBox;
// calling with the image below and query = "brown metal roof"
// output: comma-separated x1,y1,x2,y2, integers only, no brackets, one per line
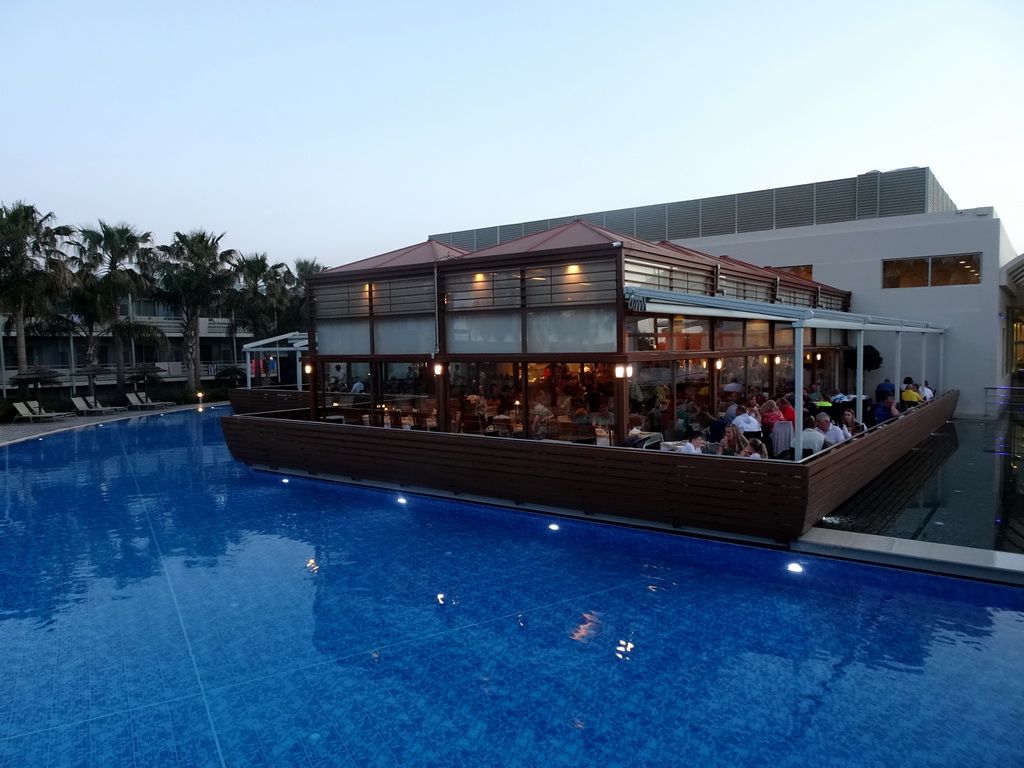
318,239,471,275
463,219,653,257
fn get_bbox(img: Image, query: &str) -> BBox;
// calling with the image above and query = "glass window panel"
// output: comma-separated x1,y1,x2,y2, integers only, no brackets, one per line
526,261,617,306
772,354,795,397
676,359,711,409
716,357,746,401
634,362,673,422
524,267,552,304
715,320,744,349
746,320,770,347
373,316,434,354
626,316,658,351
317,319,370,354
447,270,520,309
882,259,929,288
626,316,671,351
447,312,522,353
776,326,793,346
672,317,710,351
775,265,813,281
372,277,435,314
931,254,981,286
526,309,617,353
747,355,771,396
315,282,370,317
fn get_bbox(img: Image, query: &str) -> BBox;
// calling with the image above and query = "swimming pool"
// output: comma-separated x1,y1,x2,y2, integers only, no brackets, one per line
1,408,1022,767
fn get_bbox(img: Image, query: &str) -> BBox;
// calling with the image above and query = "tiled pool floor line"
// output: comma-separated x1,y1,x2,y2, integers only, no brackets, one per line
1,408,1022,767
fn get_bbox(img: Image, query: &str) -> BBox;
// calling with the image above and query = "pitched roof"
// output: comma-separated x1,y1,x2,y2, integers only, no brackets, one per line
462,219,651,257
319,239,470,275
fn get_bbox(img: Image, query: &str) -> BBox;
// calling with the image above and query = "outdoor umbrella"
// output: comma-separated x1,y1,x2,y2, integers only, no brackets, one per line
124,363,167,392
10,365,64,402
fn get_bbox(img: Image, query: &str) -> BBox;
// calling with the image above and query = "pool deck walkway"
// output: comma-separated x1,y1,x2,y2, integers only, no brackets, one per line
0,403,218,446
4,403,1022,587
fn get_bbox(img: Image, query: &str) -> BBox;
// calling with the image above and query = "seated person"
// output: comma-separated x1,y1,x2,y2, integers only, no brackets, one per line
674,404,691,435
875,378,896,403
662,434,705,454
716,424,749,456
646,399,667,432
708,416,728,443
591,404,615,426
839,408,865,438
901,383,924,409
791,416,826,457
739,438,765,458
731,405,761,438
681,434,705,454
815,412,847,447
873,395,900,424
572,407,592,425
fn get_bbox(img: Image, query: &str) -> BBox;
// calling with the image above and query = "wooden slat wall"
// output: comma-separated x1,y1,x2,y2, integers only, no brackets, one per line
220,391,958,543
222,416,809,540
801,391,959,532
228,388,308,414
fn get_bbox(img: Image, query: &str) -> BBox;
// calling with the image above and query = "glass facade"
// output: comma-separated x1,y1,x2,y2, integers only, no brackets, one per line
310,253,858,443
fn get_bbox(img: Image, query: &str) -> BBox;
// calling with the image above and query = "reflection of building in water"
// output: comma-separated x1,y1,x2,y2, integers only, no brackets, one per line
997,417,1024,553
823,423,960,536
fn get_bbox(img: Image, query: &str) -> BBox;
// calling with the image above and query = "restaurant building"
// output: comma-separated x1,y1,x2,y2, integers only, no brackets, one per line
302,219,940,446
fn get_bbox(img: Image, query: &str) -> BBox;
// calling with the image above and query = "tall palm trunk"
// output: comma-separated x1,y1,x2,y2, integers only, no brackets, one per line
113,336,127,392
13,305,29,400
183,316,201,392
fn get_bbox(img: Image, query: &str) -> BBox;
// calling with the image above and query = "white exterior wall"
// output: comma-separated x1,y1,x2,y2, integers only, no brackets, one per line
676,208,1019,419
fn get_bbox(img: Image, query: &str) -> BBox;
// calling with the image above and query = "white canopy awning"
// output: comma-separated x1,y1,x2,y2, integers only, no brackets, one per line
624,286,947,333
242,332,308,390
623,286,946,459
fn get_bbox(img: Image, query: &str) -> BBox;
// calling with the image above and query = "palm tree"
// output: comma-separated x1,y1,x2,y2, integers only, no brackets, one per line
71,221,162,392
156,230,237,393
0,201,72,397
277,257,327,334
229,253,291,386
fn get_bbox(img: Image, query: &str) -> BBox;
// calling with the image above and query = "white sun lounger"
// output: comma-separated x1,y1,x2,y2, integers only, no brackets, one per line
28,400,74,419
85,396,127,413
14,402,67,422
126,393,160,410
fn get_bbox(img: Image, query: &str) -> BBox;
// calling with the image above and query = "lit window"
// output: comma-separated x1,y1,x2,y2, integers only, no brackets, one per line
882,254,980,288
775,264,813,281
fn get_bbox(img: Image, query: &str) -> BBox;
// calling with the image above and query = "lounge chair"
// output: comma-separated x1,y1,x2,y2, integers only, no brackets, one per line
85,395,127,413
139,392,174,408
72,396,105,415
13,402,64,422
28,400,74,419
126,392,160,410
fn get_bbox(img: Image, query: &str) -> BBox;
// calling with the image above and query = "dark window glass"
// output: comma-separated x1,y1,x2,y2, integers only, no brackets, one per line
716,319,744,349
882,259,929,288
931,254,980,285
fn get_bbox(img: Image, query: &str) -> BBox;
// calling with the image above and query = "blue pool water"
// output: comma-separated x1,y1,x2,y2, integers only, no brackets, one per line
1,408,1022,768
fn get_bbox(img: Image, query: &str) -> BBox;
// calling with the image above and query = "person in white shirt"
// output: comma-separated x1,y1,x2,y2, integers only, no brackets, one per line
921,381,935,401
661,434,706,454
681,434,705,454
731,405,761,437
815,412,847,447
791,417,826,457
350,379,365,393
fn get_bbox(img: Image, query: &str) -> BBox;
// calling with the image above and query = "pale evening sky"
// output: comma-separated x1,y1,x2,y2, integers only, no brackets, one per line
3,0,1023,271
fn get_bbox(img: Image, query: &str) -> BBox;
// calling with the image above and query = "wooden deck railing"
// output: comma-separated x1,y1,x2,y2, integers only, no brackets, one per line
228,387,308,414
220,390,958,542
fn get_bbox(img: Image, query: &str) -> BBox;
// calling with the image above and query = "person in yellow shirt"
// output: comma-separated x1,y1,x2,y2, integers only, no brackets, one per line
900,383,923,408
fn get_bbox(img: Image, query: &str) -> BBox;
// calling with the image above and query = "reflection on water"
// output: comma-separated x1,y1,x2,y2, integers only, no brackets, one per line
820,419,1024,554
0,409,1022,767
